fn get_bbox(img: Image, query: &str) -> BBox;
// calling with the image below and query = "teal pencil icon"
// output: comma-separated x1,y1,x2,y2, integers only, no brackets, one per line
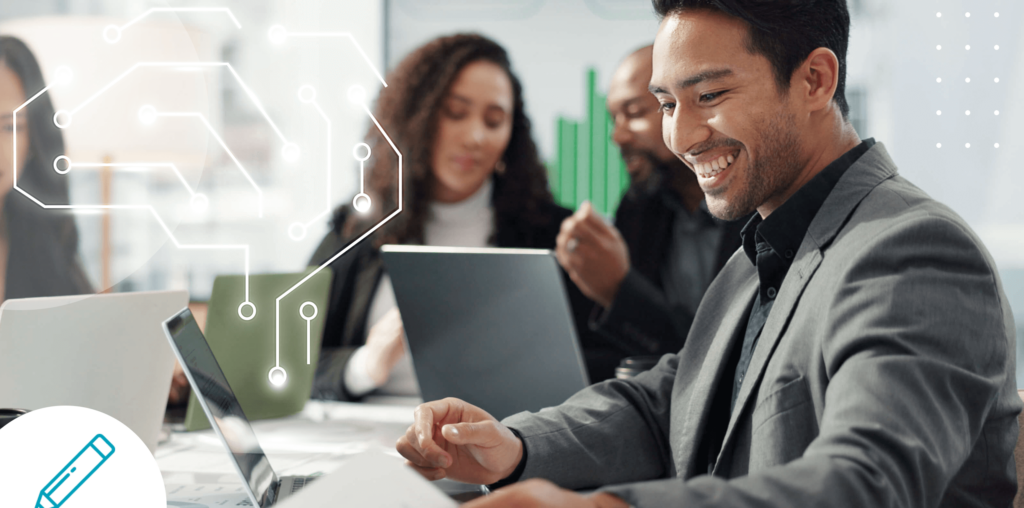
35,434,115,508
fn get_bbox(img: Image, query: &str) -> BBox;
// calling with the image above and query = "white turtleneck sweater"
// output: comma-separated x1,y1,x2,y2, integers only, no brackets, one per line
344,179,495,397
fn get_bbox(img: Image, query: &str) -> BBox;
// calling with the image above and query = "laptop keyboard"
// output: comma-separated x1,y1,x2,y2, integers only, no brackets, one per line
291,476,316,493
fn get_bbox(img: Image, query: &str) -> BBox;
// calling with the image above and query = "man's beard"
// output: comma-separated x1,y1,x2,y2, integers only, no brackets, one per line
622,149,675,198
705,109,803,221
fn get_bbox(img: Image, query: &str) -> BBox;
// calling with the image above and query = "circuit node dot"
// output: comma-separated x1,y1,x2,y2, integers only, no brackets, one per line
352,142,371,162
297,85,316,103
347,84,367,105
238,301,257,321
268,25,287,45
268,366,287,387
190,193,209,213
282,143,301,162
53,155,72,175
138,105,157,125
53,110,72,129
353,193,372,213
103,25,122,44
287,222,307,241
299,302,318,321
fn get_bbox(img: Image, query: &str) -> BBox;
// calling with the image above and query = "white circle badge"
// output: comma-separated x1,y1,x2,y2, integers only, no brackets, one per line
0,406,166,507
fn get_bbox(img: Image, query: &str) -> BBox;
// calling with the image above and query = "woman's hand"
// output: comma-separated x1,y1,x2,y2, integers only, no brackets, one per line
363,308,407,386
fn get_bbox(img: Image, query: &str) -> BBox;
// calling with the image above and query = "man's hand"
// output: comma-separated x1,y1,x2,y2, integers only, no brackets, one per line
463,479,630,508
168,361,189,404
555,201,631,308
396,398,523,485
363,308,406,386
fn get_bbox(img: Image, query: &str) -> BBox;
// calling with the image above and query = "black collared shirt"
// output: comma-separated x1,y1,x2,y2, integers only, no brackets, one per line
731,138,874,410
701,138,875,474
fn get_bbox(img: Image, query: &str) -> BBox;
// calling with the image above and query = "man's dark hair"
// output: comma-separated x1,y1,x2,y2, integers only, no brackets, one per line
652,0,851,119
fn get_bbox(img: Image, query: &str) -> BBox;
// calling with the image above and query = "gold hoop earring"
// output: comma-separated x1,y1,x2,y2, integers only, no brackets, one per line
495,160,506,175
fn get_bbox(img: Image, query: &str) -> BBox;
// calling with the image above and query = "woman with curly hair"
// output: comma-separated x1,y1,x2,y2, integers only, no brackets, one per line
309,34,620,401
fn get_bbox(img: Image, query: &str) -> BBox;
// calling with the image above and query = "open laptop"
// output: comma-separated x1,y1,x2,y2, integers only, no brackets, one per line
0,290,188,452
164,307,318,506
380,245,589,420
184,269,332,431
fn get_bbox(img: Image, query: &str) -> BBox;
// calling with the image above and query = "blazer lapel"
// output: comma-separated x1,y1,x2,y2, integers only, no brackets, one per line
676,269,758,477
712,143,900,473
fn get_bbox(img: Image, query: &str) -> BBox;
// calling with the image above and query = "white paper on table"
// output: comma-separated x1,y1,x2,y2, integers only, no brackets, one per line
165,483,251,507
276,449,458,508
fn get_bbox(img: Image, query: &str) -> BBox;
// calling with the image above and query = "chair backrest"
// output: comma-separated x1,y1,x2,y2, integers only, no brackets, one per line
1014,390,1024,508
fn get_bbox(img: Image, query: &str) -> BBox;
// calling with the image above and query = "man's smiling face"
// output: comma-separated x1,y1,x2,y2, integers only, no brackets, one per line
651,9,807,221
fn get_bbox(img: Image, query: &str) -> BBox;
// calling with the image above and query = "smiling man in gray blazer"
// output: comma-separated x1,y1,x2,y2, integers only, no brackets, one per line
396,1,1021,506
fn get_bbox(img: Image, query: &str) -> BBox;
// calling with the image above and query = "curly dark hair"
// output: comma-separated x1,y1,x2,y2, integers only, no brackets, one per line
336,33,555,246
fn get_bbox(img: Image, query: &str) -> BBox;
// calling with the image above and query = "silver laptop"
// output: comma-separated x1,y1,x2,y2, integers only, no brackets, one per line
163,308,317,506
0,290,187,452
380,245,589,420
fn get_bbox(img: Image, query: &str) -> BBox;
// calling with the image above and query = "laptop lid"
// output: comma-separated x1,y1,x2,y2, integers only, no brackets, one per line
184,269,332,431
164,308,278,507
0,290,187,453
380,245,589,420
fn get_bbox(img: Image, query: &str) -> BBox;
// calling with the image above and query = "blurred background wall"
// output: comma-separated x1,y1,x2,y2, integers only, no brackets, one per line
1,0,1021,383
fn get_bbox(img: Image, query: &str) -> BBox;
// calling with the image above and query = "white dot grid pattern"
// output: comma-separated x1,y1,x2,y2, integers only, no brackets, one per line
931,8,1006,152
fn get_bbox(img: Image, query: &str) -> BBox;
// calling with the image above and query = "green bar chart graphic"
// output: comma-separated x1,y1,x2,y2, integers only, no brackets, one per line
547,68,629,216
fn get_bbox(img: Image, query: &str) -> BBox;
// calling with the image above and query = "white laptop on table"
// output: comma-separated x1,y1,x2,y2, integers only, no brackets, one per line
0,290,187,452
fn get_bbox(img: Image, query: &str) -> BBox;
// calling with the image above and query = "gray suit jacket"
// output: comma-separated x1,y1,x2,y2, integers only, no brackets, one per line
503,143,1021,507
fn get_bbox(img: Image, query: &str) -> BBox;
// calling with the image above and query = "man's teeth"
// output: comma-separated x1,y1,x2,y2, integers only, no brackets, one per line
695,154,736,178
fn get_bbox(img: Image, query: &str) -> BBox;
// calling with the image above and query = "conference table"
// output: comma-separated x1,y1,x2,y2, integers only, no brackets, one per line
158,396,483,506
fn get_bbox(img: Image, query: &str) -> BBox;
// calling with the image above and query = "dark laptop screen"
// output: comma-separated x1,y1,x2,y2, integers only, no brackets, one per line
164,309,277,506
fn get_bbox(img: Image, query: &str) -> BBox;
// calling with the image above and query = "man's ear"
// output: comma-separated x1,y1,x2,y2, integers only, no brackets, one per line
794,47,840,113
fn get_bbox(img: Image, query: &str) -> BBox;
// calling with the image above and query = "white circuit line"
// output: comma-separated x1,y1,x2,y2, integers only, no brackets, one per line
305,318,312,365
68,162,197,197
282,31,388,88
271,102,402,369
302,100,332,229
155,111,264,217
13,84,252,304
358,159,365,194
119,7,242,31
67,62,289,145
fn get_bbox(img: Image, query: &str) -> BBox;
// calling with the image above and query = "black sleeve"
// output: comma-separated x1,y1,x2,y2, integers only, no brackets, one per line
310,346,367,401
486,428,528,491
589,269,692,356
306,209,371,402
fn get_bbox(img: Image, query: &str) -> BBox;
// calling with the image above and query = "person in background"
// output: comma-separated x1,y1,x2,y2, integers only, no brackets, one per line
0,36,91,302
556,45,744,358
309,34,618,401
